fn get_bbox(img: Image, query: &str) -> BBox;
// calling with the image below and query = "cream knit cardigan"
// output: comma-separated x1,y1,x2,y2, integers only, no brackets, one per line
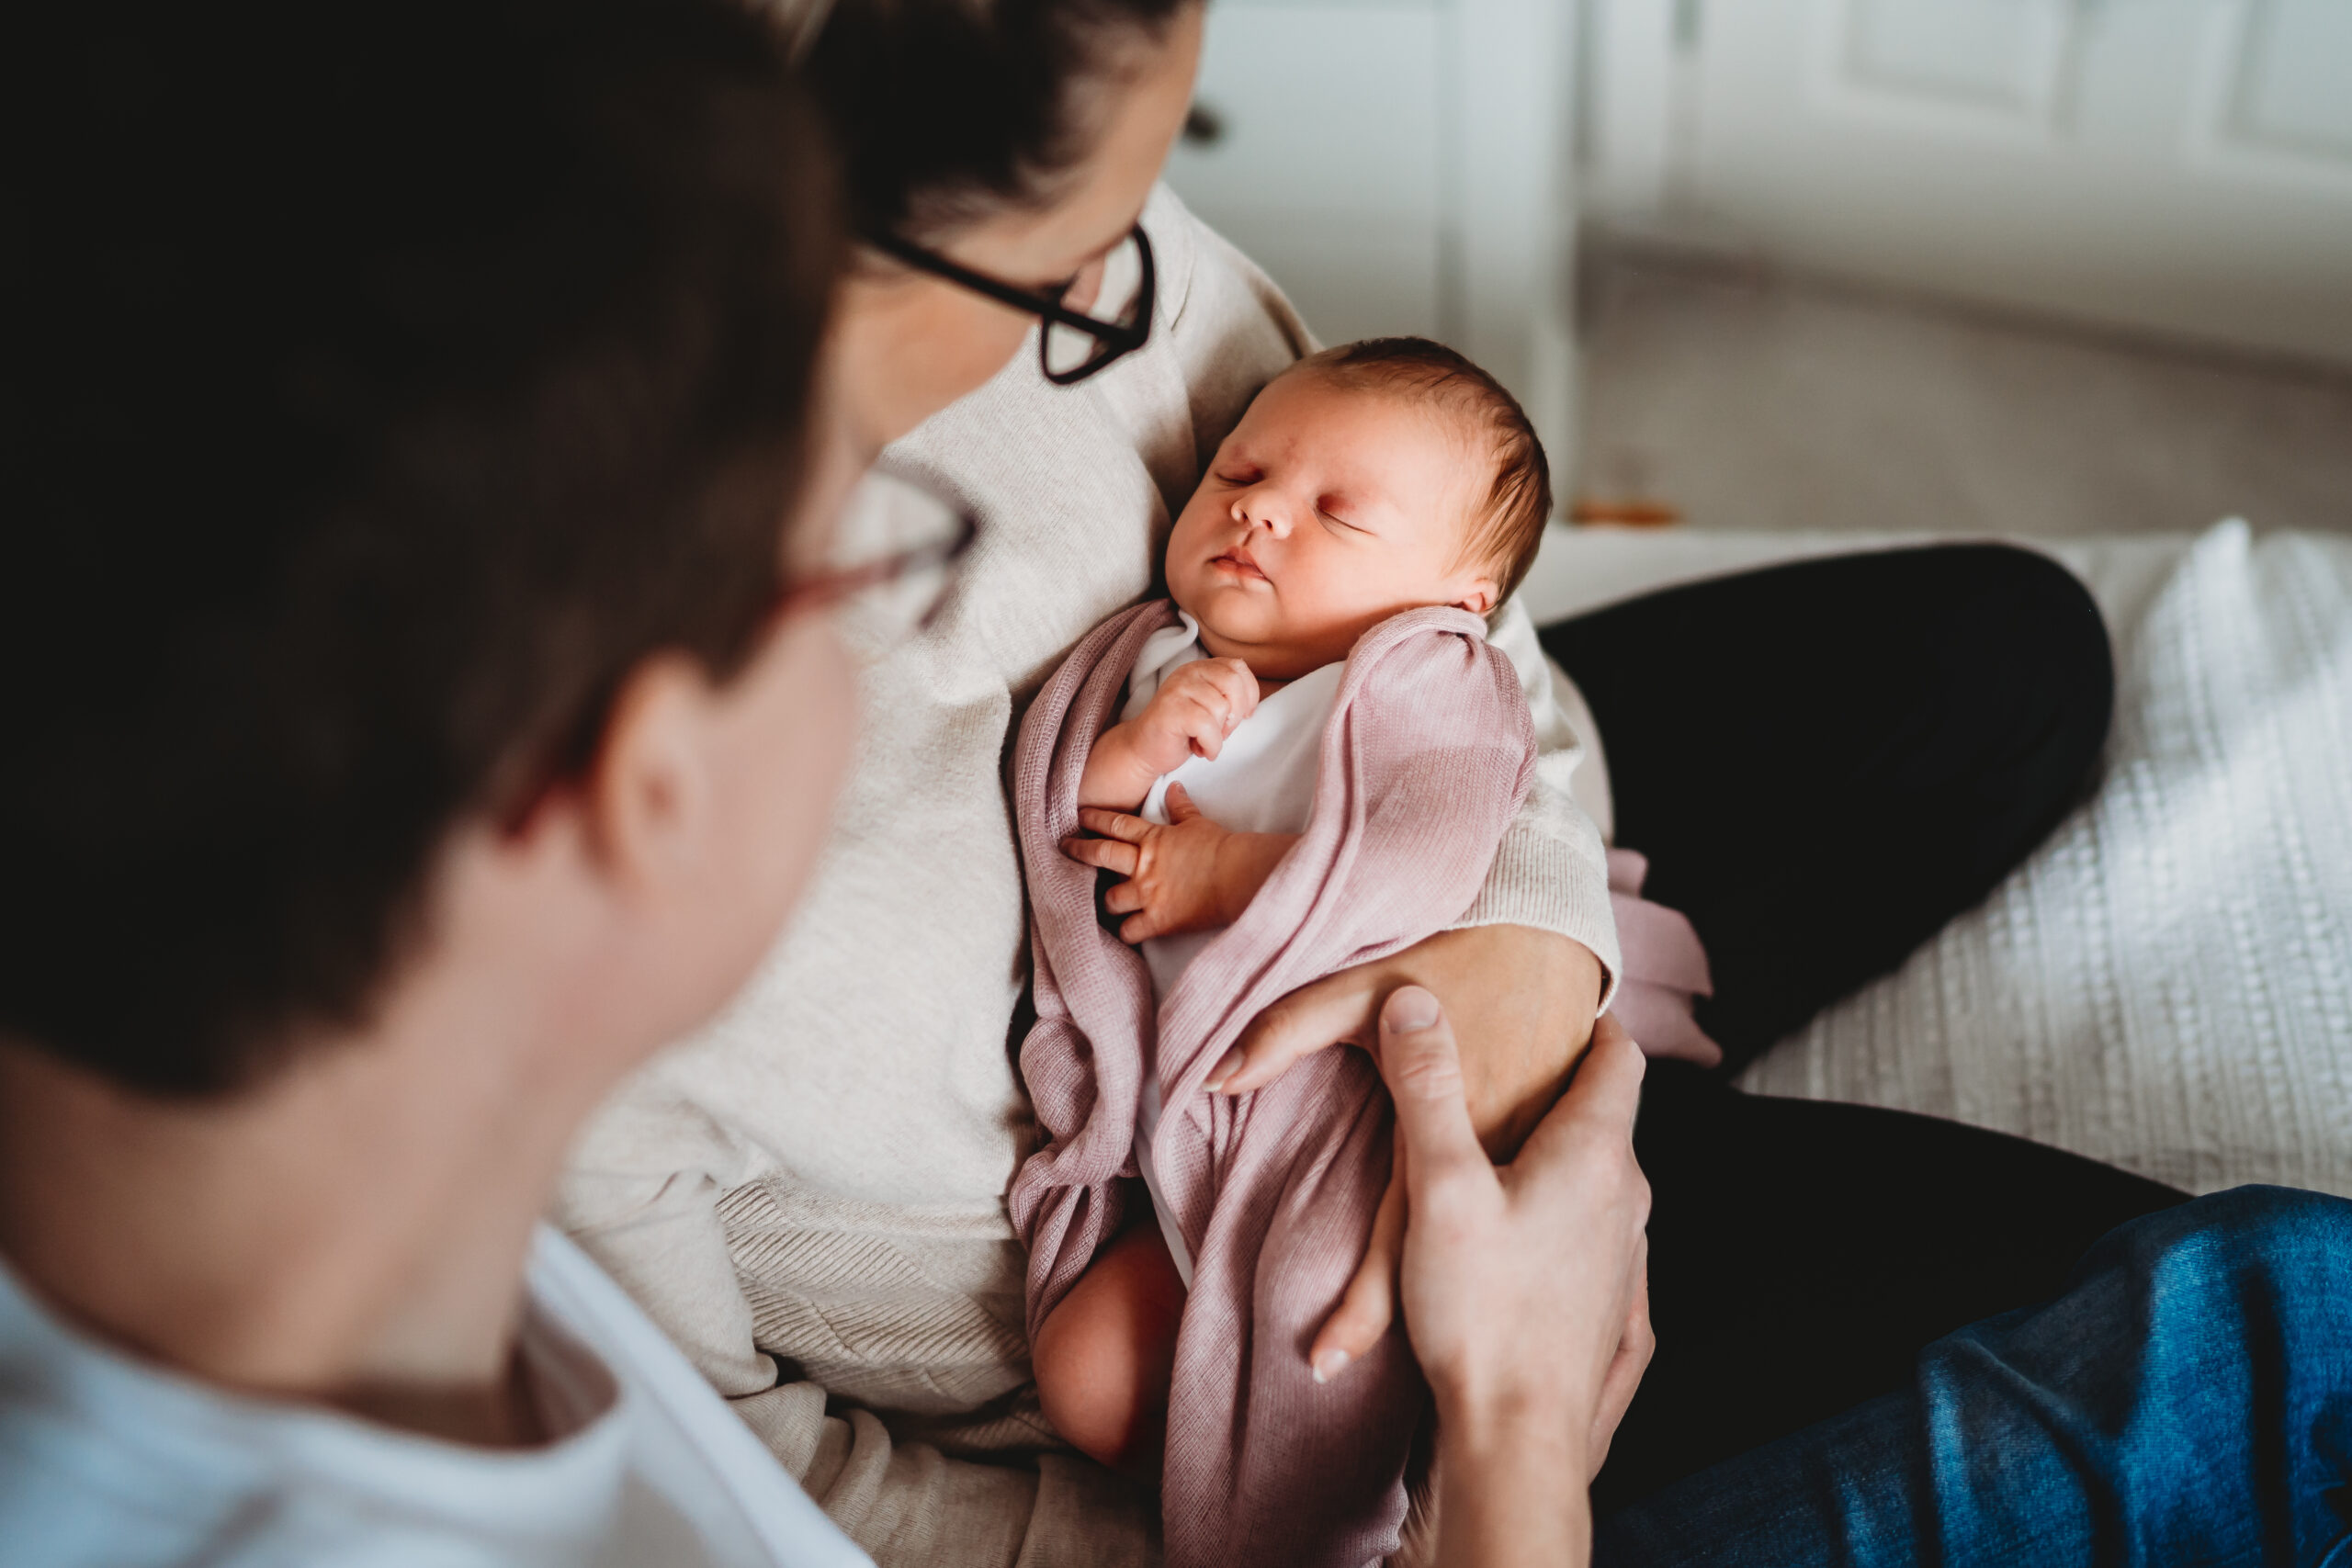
555,186,1620,1568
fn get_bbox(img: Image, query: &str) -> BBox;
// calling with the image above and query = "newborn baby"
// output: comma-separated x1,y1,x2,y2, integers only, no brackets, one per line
1009,337,1555,1567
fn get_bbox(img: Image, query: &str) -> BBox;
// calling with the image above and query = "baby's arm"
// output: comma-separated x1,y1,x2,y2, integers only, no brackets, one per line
1067,784,1299,943
1079,657,1260,809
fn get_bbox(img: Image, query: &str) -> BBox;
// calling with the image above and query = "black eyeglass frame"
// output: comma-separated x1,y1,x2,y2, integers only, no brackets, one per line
865,223,1157,386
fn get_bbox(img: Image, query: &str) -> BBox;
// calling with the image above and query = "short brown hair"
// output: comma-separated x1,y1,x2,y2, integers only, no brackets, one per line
1291,337,1553,601
4,0,839,1096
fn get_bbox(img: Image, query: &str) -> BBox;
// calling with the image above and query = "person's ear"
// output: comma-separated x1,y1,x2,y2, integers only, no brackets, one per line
1451,574,1500,618
581,651,720,894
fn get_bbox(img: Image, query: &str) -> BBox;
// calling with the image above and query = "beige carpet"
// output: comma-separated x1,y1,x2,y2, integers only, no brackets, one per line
1575,243,2352,538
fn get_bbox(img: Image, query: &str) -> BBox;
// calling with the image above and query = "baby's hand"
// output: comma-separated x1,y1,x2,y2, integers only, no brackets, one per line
1067,784,1241,942
1129,658,1259,779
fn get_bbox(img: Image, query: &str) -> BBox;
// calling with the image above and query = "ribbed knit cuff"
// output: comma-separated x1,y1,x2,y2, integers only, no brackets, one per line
1451,792,1623,1013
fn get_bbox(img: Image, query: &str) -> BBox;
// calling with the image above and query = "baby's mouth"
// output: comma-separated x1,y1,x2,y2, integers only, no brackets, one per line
1210,545,1270,584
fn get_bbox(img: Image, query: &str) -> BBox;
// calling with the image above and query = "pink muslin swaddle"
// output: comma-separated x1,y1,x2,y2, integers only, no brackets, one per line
1010,601,1533,1568
1009,597,1717,1567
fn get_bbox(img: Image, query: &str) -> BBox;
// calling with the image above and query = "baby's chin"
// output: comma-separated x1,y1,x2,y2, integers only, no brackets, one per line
1173,580,1282,648
1175,588,1354,676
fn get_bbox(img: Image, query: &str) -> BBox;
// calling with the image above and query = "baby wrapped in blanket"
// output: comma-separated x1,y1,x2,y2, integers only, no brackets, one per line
1009,339,1710,1568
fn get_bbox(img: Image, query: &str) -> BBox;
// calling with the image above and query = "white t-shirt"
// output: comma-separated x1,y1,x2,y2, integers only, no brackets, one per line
0,1227,870,1568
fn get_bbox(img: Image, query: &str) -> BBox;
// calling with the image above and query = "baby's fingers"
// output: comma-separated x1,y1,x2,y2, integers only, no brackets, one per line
1063,835,1139,876
1308,1164,1408,1383
1166,660,1255,740
1077,807,1151,843
1173,697,1229,760
1201,658,1260,726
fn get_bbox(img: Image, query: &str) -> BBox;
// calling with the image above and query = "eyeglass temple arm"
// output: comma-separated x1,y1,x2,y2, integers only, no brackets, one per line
865,227,1150,348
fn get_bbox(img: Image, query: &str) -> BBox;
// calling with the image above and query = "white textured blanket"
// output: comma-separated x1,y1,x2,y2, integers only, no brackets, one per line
1531,521,2352,1199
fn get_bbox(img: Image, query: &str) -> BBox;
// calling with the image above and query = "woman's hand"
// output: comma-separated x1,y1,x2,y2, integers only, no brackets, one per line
1065,784,1297,942
1206,925,1604,1366
1374,989,1653,1567
1207,926,1603,1156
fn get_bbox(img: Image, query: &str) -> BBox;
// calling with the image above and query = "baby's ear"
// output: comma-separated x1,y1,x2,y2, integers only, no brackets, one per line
1451,576,1499,618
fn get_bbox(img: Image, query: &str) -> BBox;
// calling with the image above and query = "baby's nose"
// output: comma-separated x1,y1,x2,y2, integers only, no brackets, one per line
1234,491,1291,536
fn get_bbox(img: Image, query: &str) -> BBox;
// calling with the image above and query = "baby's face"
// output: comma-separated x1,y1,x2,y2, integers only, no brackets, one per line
1165,370,1499,680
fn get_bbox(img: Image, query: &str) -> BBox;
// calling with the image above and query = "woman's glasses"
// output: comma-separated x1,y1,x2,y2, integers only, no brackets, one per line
775,466,978,653
865,223,1157,386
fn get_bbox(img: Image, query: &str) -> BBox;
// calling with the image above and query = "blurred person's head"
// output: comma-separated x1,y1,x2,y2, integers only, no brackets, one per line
2,0,846,1103
796,0,1206,449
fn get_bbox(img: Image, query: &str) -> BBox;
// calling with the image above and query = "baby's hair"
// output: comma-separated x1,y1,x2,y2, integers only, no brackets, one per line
1290,337,1552,602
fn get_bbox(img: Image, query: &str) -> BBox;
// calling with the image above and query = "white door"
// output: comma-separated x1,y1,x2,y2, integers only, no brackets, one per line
1588,0,2352,366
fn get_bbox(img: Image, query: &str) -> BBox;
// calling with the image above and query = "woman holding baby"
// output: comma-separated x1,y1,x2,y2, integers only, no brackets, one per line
8,2,2349,1567
562,0,2349,1558
566,0,2193,1551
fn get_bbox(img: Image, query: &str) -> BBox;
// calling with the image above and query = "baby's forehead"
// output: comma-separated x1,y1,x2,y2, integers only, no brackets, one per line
1245,364,1485,456
1227,369,1490,534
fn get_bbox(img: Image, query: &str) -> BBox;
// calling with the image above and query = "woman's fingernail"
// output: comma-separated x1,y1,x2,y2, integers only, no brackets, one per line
1204,1048,1245,1092
1384,987,1440,1032
1311,1348,1351,1384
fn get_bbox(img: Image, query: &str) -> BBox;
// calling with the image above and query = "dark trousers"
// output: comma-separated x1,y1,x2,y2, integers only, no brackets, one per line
1537,545,2188,1515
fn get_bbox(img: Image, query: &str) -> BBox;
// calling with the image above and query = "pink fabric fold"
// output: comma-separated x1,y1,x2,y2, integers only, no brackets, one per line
1606,848,1722,1067
1008,601,1536,1568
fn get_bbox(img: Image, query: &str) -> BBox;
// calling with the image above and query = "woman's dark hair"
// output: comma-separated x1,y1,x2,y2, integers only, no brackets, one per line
1,0,840,1095
802,0,1194,242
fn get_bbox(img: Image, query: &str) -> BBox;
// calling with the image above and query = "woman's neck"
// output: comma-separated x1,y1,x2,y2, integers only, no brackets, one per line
0,976,589,1447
